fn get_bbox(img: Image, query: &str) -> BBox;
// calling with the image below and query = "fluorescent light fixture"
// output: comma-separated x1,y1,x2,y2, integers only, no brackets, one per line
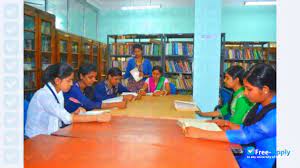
121,5,161,10
244,1,276,6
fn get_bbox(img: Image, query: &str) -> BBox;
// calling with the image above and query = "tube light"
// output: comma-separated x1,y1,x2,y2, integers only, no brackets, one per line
121,5,161,10
244,1,276,6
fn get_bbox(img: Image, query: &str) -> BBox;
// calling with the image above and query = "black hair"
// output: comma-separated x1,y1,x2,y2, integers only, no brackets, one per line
132,43,143,51
225,65,245,85
42,63,74,84
152,65,163,74
243,63,276,92
78,63,97,79
107,67,122,78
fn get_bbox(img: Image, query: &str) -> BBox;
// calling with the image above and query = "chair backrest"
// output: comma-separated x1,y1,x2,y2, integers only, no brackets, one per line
169,83,176,95
24,100,29,128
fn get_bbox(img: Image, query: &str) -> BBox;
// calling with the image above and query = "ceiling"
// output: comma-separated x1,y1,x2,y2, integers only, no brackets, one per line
87,0,276,10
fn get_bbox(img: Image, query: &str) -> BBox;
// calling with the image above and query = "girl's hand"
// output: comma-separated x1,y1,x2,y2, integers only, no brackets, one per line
138,89,146,96
123,95,134,101
184,127,203,138
136,94,142,100
117,100,127,109
139,72,144,77
96,112,111,122
153,91,163,96
73,107,86,114
210,119,228,127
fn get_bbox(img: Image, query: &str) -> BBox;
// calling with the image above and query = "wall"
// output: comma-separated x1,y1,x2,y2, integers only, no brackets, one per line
26,1,276,42
98,7,195,42
222,5,276,42
26,0,99,40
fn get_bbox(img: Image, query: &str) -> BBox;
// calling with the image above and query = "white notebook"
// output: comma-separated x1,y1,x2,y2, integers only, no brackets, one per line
121,92,138,97
174,100,199,111
79,110,110,116
177,118,222,131
130,67,143,82
102,96,123,103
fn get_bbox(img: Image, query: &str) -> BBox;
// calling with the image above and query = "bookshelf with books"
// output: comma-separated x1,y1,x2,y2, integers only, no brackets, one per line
56,30,82,80
265,42,276,69
220,41,276,88
107,34,164,73
99,43,108,80
164,34,194,94
82,38,93,65
24,5,56,100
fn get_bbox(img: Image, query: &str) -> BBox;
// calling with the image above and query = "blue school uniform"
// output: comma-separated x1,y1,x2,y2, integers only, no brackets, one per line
94,80,129,102
124,57,152,80
226,96,276,168
63,82,102,113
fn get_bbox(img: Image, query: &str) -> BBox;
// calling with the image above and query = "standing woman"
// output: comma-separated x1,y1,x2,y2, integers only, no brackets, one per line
124,43,153,92
183,63,276,168
25,63,111,138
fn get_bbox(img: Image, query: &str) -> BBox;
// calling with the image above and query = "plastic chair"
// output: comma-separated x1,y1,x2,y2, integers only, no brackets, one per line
169,83,176,95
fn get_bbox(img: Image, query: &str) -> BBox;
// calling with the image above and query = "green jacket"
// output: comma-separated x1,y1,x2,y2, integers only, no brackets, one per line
220,87,253,124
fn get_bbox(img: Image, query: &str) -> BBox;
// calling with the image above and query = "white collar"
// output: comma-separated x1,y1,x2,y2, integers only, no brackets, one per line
46,82,61,95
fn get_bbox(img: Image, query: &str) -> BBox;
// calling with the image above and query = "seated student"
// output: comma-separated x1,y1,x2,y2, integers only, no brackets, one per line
138,65,170,96
184,63,276,168
25,63,111,138
197,65,253,124
94,67,137,102
63,64,126,112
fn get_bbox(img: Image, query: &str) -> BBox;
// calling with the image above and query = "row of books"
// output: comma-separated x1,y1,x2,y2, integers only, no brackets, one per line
168,76,193,90
224,62,255,72
165,42,193,56
224,48,263,60
24,55,36,70
165,60,192,73
112,58,128,72
110,43,162,56
112,57,162,72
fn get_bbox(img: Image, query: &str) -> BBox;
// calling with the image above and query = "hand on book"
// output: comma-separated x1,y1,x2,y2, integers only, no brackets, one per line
117,100,127,109
123,94,135,101
138,89,147,96
73,107,86,114
183,127,203,138
139,72,144,78
153,90,165,96
96,112,111,122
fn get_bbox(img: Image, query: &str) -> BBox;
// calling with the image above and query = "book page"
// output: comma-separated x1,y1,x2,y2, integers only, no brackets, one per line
130,67,143,82
79,110,110,116
177,119,222,131
174,100,199,111
121,92,138,97
102,96,123,103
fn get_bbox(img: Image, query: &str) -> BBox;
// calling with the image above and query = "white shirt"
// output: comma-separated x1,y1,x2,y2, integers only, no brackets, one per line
25,82,72,138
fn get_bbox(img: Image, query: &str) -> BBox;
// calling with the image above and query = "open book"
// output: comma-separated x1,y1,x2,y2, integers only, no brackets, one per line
174,100,200,112
121,92,138,97
177,118,222,131
130,67,143,82
102,96,123,103
79,109,110,116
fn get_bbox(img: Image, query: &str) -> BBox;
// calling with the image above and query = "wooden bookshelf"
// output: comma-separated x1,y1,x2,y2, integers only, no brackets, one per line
24,4,56,100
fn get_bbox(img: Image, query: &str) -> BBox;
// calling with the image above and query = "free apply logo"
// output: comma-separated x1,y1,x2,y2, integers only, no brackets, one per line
245,147,291,158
